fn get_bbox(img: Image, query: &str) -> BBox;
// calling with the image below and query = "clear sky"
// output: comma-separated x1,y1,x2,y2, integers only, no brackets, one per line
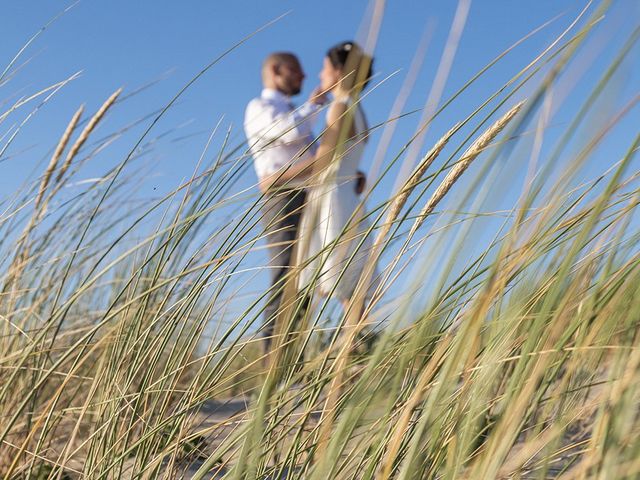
3,1,637,192
2,1,639,325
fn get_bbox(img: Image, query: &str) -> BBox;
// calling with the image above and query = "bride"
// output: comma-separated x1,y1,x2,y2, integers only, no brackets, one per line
298,41,376,315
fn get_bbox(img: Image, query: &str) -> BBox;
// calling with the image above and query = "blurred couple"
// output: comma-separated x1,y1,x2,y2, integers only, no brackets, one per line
244,41,375,351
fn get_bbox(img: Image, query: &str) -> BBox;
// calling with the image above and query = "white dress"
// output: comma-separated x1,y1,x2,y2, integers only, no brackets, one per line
298,97,375,301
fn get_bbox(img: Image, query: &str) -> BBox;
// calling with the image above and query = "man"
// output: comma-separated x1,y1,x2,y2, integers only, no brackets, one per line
244,52,326,352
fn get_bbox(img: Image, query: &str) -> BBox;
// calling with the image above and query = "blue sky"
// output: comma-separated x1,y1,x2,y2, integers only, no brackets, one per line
4,0,637,194
2,1,639,326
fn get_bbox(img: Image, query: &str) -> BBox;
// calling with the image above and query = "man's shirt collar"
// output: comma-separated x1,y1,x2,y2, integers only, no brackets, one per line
261,88,290,104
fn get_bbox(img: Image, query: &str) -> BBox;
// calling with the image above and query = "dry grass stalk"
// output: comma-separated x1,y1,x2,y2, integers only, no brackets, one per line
409,100,525,238
30,89,122,252
35,105,84,210
2,90,121,316
315,125,457,457
382,123,460,242
378,333,454,479
316,102,524,461
55,88,122,184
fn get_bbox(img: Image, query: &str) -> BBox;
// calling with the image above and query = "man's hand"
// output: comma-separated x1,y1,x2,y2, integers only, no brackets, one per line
355,170,366,195
309,86,329,106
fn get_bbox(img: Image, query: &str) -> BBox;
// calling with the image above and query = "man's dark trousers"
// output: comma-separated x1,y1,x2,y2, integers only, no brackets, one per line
261,188,307,352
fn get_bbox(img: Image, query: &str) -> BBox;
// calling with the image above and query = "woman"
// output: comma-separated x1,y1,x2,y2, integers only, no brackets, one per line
298,41,376,313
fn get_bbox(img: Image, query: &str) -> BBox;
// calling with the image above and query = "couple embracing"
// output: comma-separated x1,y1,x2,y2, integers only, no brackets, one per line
244,41,376,352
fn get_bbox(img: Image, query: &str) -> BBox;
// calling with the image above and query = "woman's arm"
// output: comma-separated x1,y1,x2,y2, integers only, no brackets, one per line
312,101,353,174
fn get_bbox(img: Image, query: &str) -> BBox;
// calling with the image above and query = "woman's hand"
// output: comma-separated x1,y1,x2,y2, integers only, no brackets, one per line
309,86,329,106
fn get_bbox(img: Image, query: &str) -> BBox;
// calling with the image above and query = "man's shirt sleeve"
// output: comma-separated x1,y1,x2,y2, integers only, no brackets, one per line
245,98,320,147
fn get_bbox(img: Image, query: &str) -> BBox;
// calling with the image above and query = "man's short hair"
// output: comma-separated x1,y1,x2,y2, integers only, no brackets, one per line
262,52,299,77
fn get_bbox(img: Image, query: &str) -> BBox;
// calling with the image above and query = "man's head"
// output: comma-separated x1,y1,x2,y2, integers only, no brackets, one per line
262,52,305,97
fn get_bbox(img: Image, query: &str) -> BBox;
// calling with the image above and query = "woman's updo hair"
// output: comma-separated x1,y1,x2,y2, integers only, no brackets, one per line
326,41,374,91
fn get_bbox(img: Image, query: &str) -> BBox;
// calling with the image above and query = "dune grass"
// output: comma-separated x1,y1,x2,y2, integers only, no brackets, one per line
1,2,640,479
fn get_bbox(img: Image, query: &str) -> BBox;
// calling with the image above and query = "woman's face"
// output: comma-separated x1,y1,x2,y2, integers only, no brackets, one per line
319,57,342,92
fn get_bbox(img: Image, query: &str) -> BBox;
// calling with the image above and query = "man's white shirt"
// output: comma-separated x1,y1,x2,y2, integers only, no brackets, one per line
244,88,321,188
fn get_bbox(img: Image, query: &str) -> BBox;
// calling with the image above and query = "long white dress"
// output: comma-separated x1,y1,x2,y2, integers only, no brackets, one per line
298,97,375,301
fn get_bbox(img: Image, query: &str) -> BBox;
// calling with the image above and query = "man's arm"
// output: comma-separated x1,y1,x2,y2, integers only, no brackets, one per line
245,99,321,148
258,101,346,194
258,103,367,193
259,99,342,192
257,155,317,192
247,90,329,192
